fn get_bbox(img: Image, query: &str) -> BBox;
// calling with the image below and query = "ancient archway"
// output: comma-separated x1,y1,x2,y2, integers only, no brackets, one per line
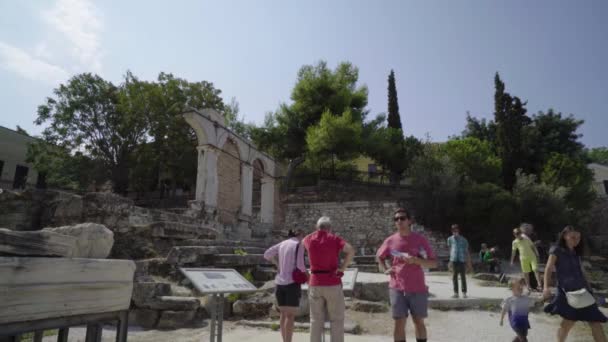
182,108,277,227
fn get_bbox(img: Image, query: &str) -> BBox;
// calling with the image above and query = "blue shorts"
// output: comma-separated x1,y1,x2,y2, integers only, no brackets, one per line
510,314,530,337
389,289,429,319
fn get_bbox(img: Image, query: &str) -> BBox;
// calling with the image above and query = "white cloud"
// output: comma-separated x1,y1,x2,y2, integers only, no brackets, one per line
34,42,54,60
0,41,69,85
42,0,103,72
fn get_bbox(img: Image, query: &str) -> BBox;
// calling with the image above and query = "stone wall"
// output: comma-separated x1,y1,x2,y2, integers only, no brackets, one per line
586,197,608,256
284,201,449,258
217,139,242,225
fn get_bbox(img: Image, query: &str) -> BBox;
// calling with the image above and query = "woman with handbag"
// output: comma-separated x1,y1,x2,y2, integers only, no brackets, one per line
543,226,607,342
263,229,308,342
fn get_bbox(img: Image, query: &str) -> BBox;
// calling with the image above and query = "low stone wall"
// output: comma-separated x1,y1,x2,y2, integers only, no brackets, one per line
284,201,449,258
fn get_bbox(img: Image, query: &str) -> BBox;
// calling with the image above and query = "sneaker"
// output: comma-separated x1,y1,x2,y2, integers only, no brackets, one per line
451,293,459,299
463,293,468,299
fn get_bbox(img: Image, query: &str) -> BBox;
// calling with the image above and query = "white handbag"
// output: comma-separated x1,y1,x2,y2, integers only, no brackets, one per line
565,288,596,309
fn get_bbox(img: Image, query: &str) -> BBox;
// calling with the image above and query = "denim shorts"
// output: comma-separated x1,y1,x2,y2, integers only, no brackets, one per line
389,288,429,319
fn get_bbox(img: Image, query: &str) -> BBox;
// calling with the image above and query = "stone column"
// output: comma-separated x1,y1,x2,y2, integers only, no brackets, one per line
260,176,275,224
195,145,220,208
240,164,253,217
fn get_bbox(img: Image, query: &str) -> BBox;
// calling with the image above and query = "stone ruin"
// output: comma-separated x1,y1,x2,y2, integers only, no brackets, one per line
0,188,281,330
5,108,606,336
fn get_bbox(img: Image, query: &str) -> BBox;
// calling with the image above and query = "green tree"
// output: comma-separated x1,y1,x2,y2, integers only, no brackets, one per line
443,137,502,184
27,141,105,191
34,73,149,193
523,109,585,175
494,73,531,190
251,61,368,187
306,109,362,171
541,153,595,211
462,112,496,144
513,171,571,239
137,72,225,195
586,147,608,165
223,97,251,139
461,182,520,248
387,70,402,130
363,118,422,184
409,141,460,227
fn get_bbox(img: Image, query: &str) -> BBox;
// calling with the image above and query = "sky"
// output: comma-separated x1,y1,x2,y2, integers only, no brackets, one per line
1,0,607,147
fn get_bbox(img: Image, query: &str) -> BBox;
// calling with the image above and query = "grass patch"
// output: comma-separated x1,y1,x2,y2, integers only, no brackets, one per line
19,330,58,342
477,280,509,288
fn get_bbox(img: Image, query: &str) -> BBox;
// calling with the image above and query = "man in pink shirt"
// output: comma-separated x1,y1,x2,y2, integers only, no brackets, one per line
376,208,437,342
303,216,355,342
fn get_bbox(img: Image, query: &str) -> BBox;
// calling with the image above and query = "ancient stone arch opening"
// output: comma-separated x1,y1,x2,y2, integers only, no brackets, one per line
182,108,277,230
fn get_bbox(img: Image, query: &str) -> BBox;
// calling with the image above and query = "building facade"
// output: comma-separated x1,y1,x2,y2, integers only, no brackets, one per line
0,126,40,190
589,163,608,197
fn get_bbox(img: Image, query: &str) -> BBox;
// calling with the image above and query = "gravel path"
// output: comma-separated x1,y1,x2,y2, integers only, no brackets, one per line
42,309,603,342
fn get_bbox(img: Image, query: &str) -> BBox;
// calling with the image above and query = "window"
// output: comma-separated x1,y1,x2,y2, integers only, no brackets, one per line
13,165,29,189
0,160,4,179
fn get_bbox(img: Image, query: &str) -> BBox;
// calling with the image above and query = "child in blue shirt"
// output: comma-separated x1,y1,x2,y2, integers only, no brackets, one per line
500,278,536,342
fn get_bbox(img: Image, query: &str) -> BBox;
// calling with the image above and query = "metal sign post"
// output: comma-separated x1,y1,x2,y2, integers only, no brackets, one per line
180,268,257,342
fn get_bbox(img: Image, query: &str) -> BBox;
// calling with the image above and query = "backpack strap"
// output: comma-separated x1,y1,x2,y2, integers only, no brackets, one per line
294,242,300,269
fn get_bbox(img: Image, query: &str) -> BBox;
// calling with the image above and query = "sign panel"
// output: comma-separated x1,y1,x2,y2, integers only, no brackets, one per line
301,268,359,291
180,268,257,294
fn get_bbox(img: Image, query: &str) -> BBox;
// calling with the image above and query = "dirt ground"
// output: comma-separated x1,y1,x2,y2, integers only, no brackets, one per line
41,308,604,342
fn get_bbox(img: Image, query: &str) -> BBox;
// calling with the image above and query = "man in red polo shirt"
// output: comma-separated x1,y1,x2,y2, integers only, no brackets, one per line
303,216,355,342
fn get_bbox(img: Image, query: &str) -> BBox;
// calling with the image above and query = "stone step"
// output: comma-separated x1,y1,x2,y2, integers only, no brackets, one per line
214,254,270,267
146,296,200,311
353,255,377,264
150,221,219,240
132,281,172,307
166,246,266,265
175,239,269,249
353,264,380,273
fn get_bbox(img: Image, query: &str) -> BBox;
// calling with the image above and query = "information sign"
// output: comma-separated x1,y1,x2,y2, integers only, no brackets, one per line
180,268,257,294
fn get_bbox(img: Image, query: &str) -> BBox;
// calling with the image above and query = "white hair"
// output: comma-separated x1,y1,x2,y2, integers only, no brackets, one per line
316,216,332,229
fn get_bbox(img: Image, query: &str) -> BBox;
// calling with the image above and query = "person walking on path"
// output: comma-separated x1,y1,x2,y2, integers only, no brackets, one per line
264,229,307,342
500,278,537,342
376,208,438,342
511,228,542,292
543,226,607,342
447,224,473,298
303,217,355,342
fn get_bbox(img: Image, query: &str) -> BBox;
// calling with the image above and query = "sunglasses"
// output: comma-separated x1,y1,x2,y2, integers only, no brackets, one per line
394,216,409,222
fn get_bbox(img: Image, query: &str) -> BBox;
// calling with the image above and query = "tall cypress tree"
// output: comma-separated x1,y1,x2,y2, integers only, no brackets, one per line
387,70,402,130
494,72,530,190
